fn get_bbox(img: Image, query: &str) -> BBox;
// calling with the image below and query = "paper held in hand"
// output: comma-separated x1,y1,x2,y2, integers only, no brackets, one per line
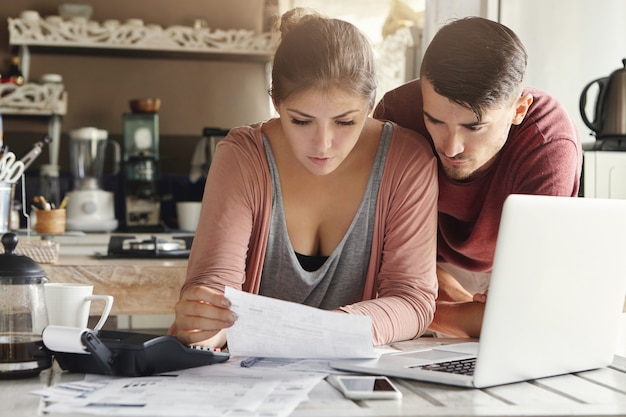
224,287,377,359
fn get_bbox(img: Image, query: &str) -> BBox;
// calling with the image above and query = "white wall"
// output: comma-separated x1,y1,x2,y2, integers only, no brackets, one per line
499,0,626,144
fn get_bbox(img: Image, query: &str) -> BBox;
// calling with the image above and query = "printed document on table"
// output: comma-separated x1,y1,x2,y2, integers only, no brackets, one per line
225,287,377,359
35,365,325,417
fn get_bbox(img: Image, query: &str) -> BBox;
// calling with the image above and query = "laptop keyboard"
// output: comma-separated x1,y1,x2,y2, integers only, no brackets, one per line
411,358,476,376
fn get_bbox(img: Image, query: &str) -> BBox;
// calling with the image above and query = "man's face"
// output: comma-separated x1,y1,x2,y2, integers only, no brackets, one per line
421,78,527,182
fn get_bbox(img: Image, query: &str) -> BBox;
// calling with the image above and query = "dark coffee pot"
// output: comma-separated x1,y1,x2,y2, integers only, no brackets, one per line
0,233,52,378
580,59,626,140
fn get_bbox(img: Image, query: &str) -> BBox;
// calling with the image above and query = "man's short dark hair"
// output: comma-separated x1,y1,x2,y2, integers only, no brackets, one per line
420,17,527,121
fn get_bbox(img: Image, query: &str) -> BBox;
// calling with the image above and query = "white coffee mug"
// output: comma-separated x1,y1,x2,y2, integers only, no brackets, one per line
44,283,114,330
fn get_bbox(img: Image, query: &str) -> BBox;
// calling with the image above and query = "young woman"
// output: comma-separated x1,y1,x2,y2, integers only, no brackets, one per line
171,8,438,348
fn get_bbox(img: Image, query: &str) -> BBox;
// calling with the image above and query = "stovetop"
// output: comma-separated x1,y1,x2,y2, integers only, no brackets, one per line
94,235,193,259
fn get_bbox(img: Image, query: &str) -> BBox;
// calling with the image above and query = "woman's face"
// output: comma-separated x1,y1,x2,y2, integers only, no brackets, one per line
275,87,371,176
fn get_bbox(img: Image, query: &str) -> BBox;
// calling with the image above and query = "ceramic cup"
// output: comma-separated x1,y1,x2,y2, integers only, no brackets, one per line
176,202,202,231
44,283,113,330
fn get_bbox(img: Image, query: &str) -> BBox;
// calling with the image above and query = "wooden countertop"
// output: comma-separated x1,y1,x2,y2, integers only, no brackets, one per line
50,255,189,267
42,255,188,316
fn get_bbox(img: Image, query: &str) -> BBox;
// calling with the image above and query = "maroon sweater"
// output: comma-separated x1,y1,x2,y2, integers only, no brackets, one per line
374,79,582,272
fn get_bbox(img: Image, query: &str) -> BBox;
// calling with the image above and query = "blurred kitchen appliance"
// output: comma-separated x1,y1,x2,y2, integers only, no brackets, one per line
65,127,120,232
201,127,229,175
189,127,229,183
123,113,161,230
580,58,626,143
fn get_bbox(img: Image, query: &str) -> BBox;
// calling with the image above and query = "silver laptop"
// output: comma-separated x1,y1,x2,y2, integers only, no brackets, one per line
331,194,626,388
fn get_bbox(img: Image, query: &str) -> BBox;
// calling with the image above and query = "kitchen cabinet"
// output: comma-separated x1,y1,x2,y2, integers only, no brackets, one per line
582,150,626,199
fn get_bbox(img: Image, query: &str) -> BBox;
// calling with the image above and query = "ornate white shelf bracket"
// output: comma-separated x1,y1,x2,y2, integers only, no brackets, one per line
0,83,67,115
8,14,277,57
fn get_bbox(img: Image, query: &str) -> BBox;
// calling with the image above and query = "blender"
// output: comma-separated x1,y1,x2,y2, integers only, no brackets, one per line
65,127,120,232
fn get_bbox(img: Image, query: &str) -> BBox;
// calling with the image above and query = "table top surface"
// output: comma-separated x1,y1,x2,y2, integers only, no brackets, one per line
2,338,626,417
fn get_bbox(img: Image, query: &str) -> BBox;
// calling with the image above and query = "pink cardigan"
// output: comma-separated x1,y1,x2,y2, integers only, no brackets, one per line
179,120,439,345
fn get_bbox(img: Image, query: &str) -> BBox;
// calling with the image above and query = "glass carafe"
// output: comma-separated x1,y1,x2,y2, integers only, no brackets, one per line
0,233,52,379
69,127,120,191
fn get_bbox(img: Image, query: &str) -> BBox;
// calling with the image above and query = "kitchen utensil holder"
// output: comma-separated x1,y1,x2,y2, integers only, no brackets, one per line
34,209,66,235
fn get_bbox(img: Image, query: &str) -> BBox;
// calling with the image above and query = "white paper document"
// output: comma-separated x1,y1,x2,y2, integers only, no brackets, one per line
225,287,377,359
33,365,325,417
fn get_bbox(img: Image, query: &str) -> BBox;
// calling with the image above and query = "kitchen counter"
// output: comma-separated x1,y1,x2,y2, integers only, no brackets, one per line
41,256,188,316
38,233,191,316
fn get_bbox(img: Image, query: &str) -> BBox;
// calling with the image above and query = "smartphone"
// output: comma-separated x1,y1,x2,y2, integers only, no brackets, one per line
328,375,402,400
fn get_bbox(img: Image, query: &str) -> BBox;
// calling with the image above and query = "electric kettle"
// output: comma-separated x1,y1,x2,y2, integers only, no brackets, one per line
0,233,52,379
580,58,626,140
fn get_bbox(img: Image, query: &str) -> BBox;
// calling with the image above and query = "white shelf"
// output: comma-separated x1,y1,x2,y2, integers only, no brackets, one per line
0,82,67,116
8,13,276,60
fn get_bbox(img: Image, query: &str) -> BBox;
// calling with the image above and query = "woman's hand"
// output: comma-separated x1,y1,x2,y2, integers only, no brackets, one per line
472,290,488,303
173,286,238,347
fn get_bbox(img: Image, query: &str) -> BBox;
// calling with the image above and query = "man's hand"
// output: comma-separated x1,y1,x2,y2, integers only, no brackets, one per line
436,266,473,302
171,286,237,348
428,301,485,338
428,267,485,338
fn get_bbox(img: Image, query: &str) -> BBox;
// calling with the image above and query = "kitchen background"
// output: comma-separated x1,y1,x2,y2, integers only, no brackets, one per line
0,0,425,332
2,0,626,229
0,0,423,229
2,0,625,341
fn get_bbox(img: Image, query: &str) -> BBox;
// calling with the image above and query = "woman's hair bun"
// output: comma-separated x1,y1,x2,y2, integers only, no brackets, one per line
277,7,321,37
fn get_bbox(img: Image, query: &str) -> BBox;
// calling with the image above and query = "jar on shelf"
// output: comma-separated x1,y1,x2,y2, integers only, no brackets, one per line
0,56,24,86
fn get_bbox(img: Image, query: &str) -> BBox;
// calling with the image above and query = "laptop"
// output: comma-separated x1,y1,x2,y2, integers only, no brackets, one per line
331,194,626,388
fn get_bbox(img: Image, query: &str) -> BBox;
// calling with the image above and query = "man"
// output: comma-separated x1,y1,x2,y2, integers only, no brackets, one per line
374,17,582,337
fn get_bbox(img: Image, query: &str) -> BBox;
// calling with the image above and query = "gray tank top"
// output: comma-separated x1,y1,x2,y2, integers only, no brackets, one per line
259,122,392,310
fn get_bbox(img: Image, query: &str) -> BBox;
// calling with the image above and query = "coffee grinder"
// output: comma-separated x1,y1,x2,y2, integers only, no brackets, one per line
122,112,161,230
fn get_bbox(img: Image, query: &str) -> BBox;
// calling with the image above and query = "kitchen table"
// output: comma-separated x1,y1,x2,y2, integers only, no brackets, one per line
2,338,626,417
